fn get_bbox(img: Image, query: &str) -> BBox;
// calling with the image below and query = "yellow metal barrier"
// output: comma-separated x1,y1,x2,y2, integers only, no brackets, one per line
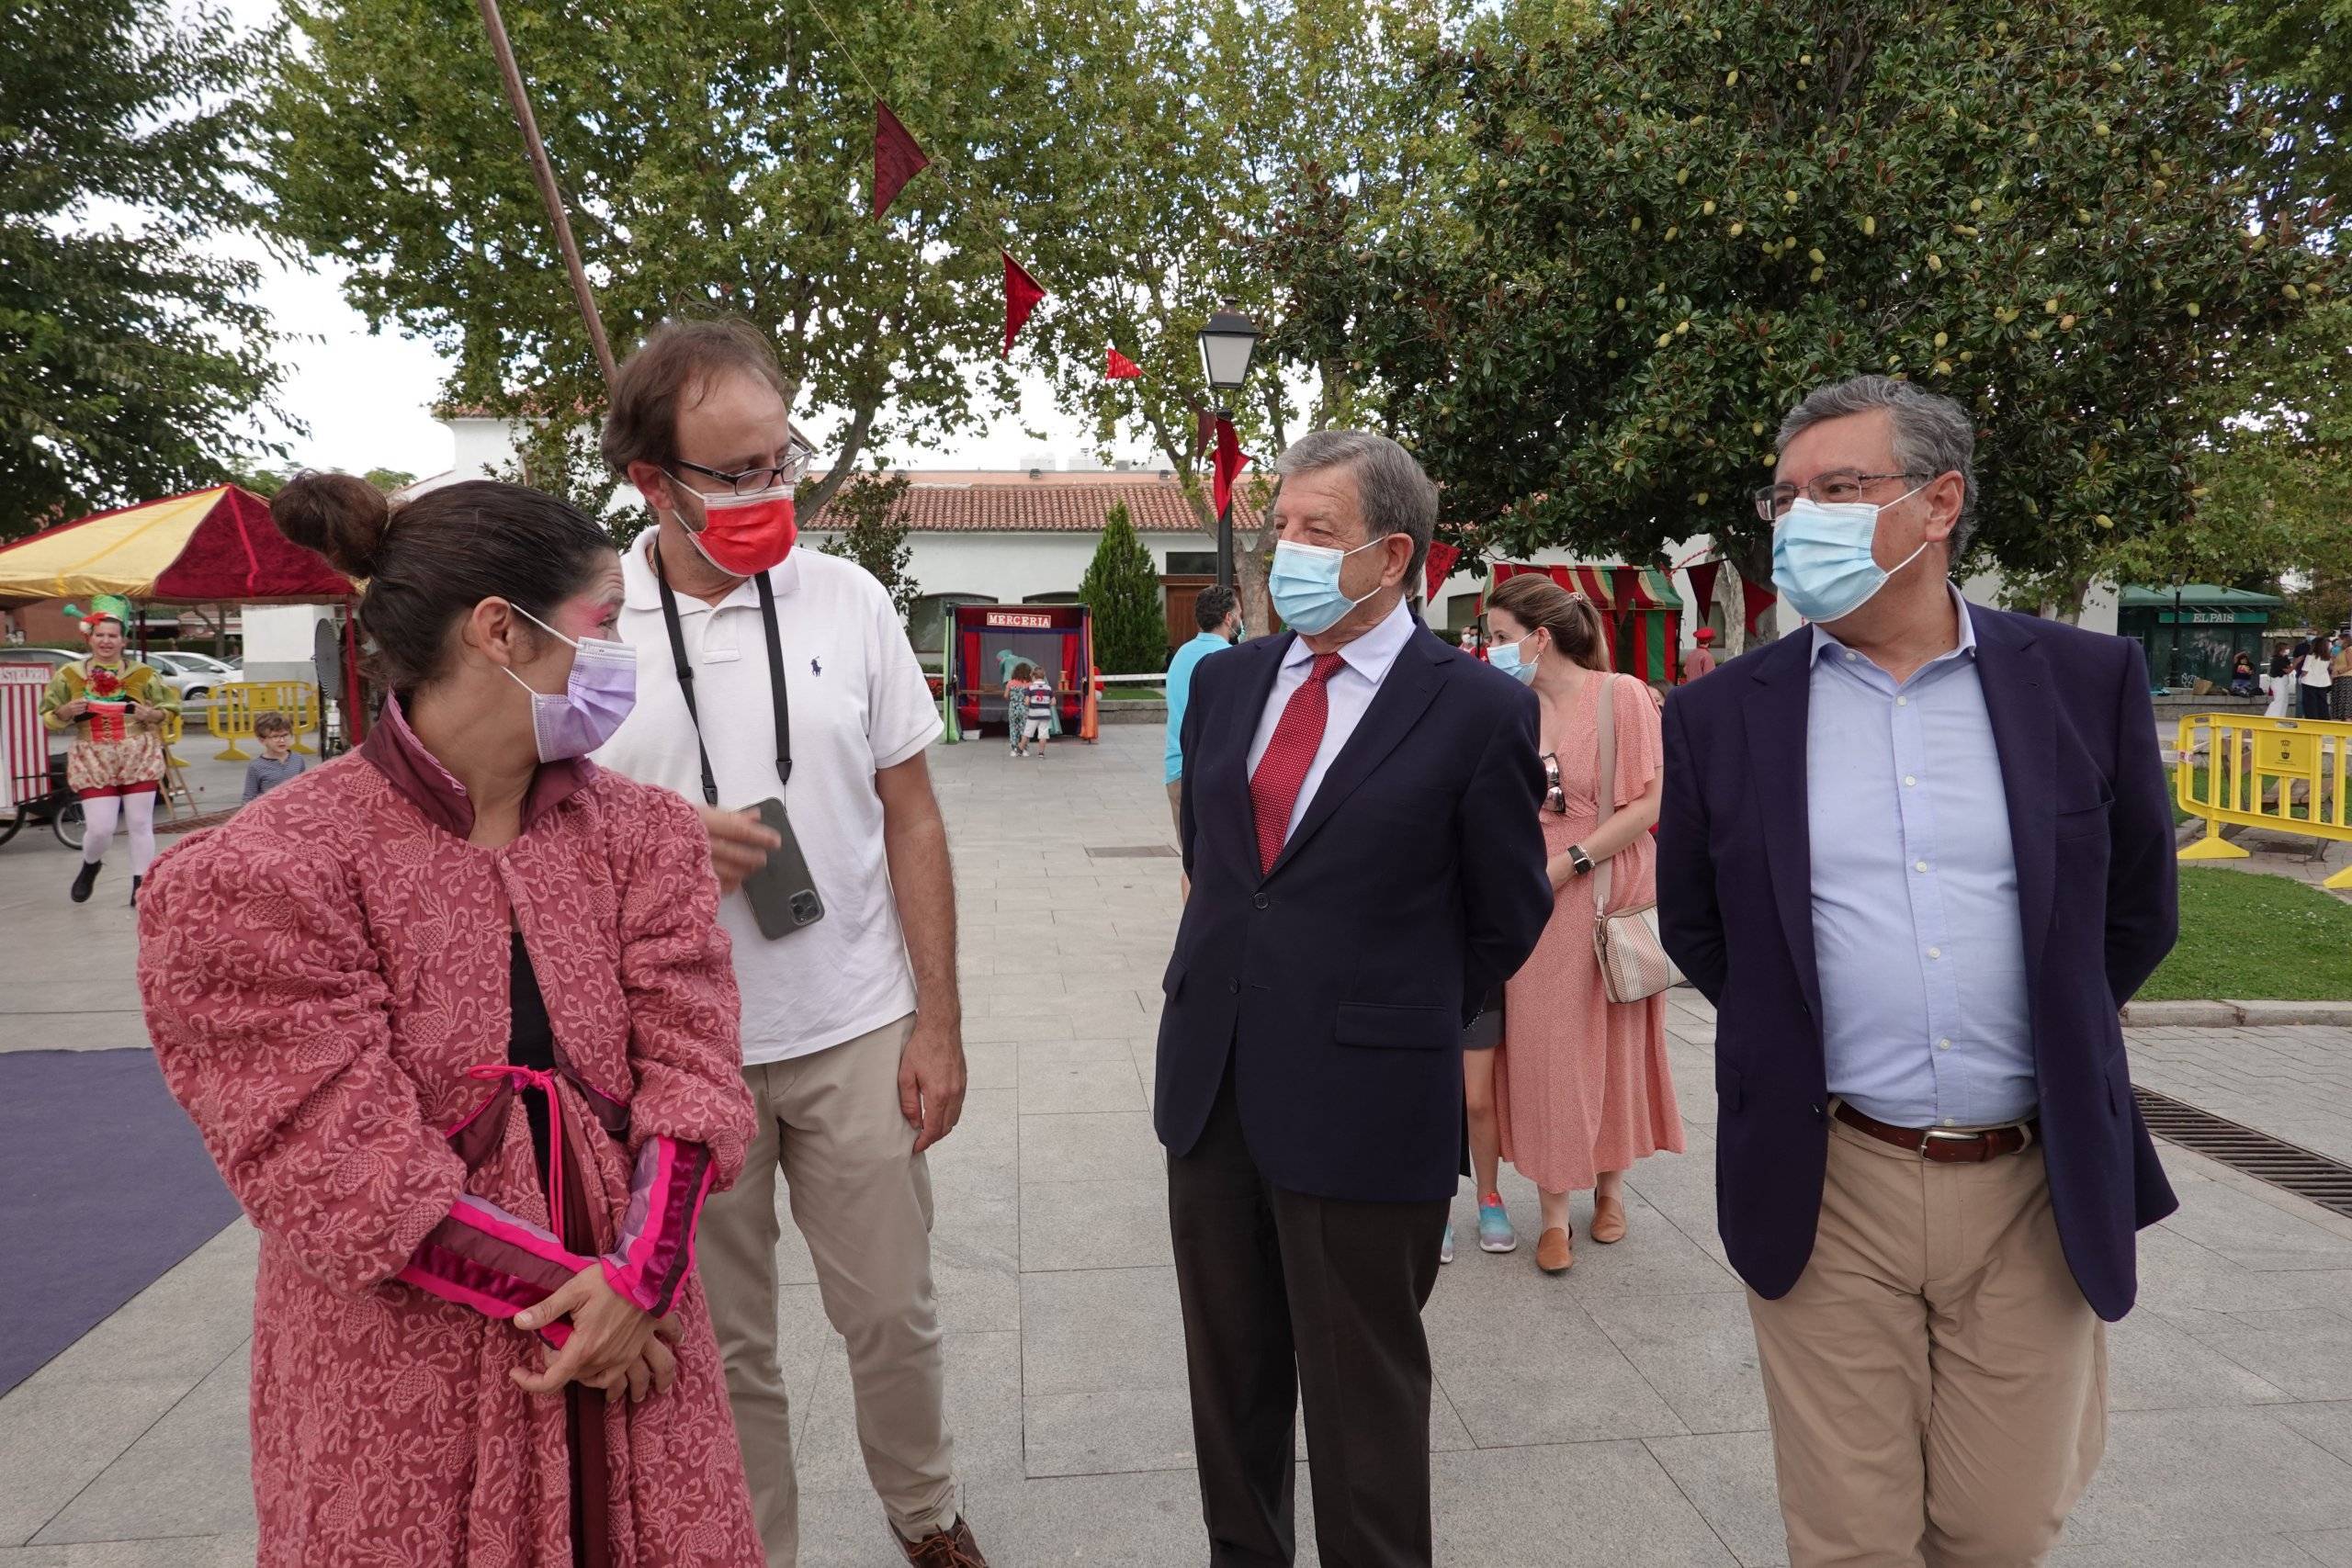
2175,712,2352,889
207,682,322,761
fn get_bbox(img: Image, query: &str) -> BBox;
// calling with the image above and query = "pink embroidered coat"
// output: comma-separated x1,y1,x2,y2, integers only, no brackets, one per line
137,706,763,1567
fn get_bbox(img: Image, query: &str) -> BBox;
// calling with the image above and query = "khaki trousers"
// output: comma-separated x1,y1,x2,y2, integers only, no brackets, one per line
1747,1108,2107,1568
1169,779,1184,833
697,1014,958,1565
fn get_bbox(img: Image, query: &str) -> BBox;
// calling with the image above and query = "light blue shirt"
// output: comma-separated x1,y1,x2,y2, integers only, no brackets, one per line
1806,588,2035,1129
1246,598,1416,847
1164,631,1233,784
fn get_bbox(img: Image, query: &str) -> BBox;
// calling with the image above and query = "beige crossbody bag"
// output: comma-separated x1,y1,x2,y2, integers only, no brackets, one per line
1589,673,1673,1004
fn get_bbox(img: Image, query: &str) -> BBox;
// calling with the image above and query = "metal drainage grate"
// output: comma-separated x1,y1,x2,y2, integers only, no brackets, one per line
2133,1086,2352,1219
1085,844,1181,859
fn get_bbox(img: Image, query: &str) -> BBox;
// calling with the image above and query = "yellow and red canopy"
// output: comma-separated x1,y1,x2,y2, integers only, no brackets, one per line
0,485,354,607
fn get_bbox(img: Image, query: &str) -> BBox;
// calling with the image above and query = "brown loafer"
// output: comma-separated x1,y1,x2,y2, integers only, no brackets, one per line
898,1517,989,1567
1536,1225,1574,1275
1590,1194,1627,1245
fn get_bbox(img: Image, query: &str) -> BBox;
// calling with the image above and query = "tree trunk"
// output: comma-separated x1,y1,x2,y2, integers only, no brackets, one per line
1235,531,1274,639
1724,533,1780,647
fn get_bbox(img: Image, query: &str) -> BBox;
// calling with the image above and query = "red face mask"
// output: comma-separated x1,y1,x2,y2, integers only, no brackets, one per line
684,483,797,577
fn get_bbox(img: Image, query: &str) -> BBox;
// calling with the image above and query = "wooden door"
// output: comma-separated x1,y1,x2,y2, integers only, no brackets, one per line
1162,576,1214,654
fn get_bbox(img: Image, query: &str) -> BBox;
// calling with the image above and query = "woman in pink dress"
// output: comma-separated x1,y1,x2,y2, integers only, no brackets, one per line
1484,572,1682,1276
137,473,763,1567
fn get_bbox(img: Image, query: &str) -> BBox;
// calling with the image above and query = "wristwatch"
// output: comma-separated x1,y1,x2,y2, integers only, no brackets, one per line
1566,844,1595,877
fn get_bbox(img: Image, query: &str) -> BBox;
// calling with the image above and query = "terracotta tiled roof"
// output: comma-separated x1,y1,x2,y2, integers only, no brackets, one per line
805,477,1262,535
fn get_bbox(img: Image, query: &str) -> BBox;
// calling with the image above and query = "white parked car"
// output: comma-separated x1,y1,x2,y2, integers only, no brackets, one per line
147,651,243,701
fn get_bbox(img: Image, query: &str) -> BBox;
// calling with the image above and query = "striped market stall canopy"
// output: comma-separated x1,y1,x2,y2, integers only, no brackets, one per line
0,485,354,607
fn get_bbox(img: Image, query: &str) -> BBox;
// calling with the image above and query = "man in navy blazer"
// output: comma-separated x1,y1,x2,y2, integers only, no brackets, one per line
1158,430,1551,1568
1658,376,2178,1568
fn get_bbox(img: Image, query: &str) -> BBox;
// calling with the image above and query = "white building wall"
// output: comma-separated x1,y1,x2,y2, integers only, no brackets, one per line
240,604,336,689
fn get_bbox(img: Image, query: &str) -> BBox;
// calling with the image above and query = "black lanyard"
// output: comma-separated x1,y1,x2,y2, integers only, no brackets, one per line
651,543,792,807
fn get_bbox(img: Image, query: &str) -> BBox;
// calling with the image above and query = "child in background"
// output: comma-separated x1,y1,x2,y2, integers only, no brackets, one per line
1006,663,1035,757
1023,669,1057,757
241,711,308,803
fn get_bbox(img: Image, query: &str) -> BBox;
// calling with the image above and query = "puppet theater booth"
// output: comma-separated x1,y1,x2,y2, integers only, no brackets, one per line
0,484,368,741
1489,562,1686,684
944,604,1100,743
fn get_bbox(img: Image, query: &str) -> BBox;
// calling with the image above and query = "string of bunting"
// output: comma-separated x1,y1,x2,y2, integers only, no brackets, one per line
820,3,1252,509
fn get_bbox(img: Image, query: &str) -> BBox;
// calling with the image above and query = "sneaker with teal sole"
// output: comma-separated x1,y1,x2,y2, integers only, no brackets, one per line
1476,1193,1517,1253
1439,1222,1455,1265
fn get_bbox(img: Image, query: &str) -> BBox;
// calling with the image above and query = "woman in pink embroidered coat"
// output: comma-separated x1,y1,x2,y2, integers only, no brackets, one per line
137,474,763,1568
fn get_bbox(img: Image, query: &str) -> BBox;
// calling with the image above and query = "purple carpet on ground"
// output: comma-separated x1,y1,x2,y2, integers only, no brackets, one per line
0,1048,241,1394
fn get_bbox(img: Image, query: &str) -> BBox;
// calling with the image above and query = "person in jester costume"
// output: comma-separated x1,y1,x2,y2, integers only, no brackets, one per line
39,594,178,905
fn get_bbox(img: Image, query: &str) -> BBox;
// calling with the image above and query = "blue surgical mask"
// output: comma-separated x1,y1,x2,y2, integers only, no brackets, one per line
1770,488,1930,624
1487,635,1539,684
1269,538,1385,637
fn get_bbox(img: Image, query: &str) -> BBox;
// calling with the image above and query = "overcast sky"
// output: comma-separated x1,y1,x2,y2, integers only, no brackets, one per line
210,0,1125,484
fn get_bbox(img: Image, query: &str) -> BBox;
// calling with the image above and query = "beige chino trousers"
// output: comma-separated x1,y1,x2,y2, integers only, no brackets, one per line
1747,1107,2107,1568
697,1014,958,1566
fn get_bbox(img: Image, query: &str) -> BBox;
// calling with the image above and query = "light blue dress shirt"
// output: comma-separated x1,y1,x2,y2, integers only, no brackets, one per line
1246,598,1415,846
1806,588,2036,1128
1163,631,1232,784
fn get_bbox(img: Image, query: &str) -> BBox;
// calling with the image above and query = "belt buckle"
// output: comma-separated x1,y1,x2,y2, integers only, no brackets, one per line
1918,1127,1987,1161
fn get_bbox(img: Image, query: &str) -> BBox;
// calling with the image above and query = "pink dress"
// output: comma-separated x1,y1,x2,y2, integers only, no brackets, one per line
1495,672,1684,1193
136,704,763,1567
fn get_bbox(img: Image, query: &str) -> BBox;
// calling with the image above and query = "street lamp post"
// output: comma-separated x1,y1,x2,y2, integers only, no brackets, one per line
1197,308,1261,592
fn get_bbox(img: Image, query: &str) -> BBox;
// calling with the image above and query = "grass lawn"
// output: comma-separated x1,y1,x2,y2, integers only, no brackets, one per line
2137,867,2352,1001
1098,686,1166,701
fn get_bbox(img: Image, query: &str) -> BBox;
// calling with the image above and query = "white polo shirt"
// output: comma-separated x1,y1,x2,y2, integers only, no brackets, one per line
595,532,941,1064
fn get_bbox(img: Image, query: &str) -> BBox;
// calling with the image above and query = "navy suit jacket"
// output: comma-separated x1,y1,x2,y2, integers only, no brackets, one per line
1155,620,1555,1203
1657,603,2180,1321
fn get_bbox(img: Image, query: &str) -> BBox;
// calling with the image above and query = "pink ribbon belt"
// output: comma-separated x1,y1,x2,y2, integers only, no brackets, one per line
466,1064,569,1234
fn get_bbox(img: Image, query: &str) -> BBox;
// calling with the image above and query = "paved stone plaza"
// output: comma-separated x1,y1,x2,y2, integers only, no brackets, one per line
4,726,2352,1565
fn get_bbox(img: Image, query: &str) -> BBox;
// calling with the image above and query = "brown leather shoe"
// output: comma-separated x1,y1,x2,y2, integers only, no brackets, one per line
897,1517,989,1567
1536,1225,1574,1275
1589,1194,1627,1245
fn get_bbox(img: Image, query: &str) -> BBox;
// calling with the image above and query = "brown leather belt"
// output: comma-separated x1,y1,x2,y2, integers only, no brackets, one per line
1835,1100,2036,1163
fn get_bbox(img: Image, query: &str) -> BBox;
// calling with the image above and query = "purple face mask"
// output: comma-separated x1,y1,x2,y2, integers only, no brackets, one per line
503,605,638,761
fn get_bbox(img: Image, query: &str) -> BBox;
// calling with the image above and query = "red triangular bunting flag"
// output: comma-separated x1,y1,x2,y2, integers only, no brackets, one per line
1685,560,1722,628
872,101,930,220
1002,252,1045,355
1106,348,1142,380
1424,539,1461,600
1212,415,1252,517
1742,577,1780,635
1194,409,1216,457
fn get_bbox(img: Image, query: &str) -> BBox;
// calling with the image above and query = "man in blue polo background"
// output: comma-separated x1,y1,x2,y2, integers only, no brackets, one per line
1164,584,1239,832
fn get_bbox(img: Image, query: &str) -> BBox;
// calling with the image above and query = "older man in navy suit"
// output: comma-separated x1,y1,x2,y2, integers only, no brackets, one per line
1659,376,2178,1567
1158,430,1552,1568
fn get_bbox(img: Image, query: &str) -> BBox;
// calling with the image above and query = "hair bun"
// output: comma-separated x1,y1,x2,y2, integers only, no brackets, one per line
271,470,391,578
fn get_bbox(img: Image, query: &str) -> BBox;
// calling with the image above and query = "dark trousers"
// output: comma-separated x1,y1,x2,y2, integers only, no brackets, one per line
2303,684,2334,720
1167,1070,1449,1568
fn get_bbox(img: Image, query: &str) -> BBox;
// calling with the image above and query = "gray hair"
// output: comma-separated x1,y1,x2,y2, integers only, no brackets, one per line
1777,375,1979,558
1274,429,1439,587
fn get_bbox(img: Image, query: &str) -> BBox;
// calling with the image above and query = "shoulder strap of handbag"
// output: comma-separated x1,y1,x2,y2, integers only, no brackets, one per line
651,542,792,807
1590,671,1619,917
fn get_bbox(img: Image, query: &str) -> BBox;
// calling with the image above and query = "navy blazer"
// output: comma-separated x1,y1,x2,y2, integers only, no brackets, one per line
1155,621,1554,1203
1657,603,2180,1322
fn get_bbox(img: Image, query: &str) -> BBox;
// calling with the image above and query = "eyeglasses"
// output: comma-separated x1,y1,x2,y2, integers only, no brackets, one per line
1752,469,1934,522
669,431,817,497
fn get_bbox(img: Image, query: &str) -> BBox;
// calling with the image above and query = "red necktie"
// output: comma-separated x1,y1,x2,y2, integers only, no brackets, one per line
1250,652,1346,874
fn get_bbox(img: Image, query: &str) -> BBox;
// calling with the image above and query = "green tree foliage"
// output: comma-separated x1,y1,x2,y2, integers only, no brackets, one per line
1258,0,2335,626
2100,0,2352,217
263,0,1048,515
484,417,628,544
1080,502,1165,674
0,0,288,541
815,468,921,626
1016,0,1460,630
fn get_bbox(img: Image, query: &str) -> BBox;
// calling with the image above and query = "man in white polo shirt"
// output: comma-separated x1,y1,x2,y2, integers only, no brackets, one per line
594,317,984,1568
